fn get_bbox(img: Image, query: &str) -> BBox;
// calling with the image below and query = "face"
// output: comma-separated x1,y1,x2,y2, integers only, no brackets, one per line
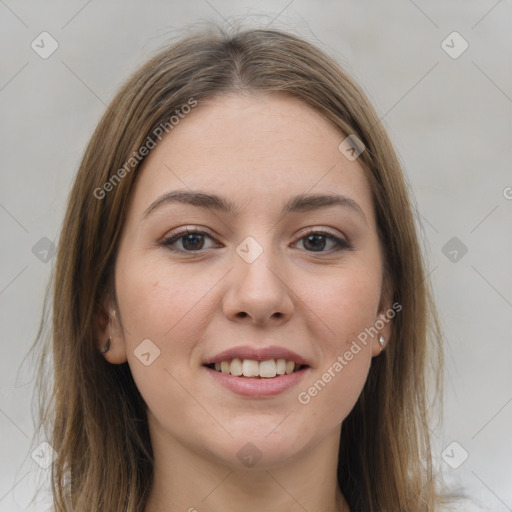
102,93,392,468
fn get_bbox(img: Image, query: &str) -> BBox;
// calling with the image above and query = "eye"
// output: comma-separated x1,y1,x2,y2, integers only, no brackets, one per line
160,227,350,254
294,230,351,253
161,228,219,252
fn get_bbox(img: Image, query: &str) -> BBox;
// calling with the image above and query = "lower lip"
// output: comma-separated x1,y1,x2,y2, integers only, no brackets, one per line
204,366,310,397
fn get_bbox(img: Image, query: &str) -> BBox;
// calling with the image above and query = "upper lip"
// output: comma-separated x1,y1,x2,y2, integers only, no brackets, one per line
204,345,309,366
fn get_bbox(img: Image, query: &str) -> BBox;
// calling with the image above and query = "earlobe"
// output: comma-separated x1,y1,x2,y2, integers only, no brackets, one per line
95,305,128,364
100,336,111,354
101,336,128,364
371,304,394,357
371,333,388,357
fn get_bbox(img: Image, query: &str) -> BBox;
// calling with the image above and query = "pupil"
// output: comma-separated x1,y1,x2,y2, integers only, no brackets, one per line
304,234,326,251
183,234,204,250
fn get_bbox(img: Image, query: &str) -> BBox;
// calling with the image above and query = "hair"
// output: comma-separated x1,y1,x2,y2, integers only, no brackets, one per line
34,21,445,512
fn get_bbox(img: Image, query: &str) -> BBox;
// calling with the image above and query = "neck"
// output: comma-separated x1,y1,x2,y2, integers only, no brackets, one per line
144,424,349,512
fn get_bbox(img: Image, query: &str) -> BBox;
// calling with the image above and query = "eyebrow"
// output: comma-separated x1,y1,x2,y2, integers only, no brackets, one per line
142,190,366,222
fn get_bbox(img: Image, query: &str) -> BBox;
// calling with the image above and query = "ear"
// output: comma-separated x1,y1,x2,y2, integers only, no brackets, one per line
95,299,127,364
371,303,394,357
371,279,396,357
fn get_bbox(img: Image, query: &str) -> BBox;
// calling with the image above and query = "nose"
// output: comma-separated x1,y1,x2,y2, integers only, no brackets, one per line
222,247,294,326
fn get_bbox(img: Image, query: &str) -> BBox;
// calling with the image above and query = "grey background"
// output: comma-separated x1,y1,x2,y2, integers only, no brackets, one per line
1,1,511,510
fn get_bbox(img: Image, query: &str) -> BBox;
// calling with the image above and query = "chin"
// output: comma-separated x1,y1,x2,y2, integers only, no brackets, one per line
201,419,315,470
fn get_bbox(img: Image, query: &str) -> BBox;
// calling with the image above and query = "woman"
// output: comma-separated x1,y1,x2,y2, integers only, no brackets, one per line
37,23,446,511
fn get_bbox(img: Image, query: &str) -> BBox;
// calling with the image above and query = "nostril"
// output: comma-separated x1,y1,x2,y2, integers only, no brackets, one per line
236,312,248,318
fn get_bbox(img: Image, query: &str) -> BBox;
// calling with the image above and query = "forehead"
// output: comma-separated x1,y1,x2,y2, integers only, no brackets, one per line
129,92,375,223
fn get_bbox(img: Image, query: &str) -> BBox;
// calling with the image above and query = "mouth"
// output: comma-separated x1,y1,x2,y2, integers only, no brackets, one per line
202,345,311,397
205,358,308,378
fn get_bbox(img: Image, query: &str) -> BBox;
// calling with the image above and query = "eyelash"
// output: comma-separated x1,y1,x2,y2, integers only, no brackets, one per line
160,227,351,254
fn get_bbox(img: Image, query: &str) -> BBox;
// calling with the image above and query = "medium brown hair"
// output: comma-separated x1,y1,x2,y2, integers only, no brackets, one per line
36,22,444,511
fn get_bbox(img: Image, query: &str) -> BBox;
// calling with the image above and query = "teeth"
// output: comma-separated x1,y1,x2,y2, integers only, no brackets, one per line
230,358,243,376
276,358,286,375
211,358,301,378
242,359,259,377
259,360,277,378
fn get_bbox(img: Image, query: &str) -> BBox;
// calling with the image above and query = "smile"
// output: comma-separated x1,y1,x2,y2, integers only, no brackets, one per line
207,358,306,378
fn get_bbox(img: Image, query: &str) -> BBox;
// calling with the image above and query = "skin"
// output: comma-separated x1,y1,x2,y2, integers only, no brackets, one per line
96,92,392,512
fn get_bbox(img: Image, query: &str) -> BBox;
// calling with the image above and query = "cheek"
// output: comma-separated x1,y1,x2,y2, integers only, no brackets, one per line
297,351,371,431
114,252,224,406
115,251,221,343
114,254,222,427
300,261,382,346
294,263,381,422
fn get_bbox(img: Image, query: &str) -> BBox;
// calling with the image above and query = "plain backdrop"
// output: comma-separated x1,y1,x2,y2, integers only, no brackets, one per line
0,1,511,510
